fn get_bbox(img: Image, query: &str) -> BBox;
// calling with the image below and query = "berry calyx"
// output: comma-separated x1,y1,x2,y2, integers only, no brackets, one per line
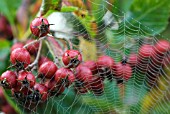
62,50,82,68
10,48,31,69
38,61,58,79
0,71,17,89
18,71,36,88
33,83,48,102
30,17,50,37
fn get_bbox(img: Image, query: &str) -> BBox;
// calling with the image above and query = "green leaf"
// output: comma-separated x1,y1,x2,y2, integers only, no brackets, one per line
113,0,170,36
0,0,22,24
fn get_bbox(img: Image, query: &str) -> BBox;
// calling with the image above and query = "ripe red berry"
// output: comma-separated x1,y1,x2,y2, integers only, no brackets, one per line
25,39,39,55
45,79,59,92
88,76,104,96
10,48,31,69
154,40,170,55
62,50,82,68
115,63,132,81
97,55,116,80
33,83,48,101
55,67,75,87
139,44,153,58
75,65,93,83
128,54,138,67
38,61,58,79
38,56,51,67
30,17,50,37
18,71,36,88
11,42,24,52
83,60,98,75
0,71,17,89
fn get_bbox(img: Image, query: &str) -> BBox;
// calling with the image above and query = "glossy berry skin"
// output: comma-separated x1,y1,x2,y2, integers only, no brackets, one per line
128,54,138,67
10,48,31,68
139,44,153,58
11,42,24,52
62,50,82,68
55,68,75,87
75,65,93,83
115,63,132,81
154,40,170,55
83,60,98,75
45,79,58,91
26,39,39,55
30,17,49,37
38,56,51,67
38,61,58,79
18,71,36,88
33,83,48,101
0,71,17,89
88,76,104,96
97,55,115,69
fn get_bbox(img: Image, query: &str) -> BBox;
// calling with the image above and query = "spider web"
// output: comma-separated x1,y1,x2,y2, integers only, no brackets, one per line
10,0,170,114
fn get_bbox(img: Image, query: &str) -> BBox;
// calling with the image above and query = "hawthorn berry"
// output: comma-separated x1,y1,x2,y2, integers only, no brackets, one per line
10,48,31,69
0,71,17,89
18,71,36,88
97,55,116,80
88,76,104,96
30,17,50,37
115,62,132,81
38,61,58,79
55,67,75,87
33,83,48,102
62,50,82,68
25,39,39,55
11,42,24,52
75,65,93,85
38,56,51,67
45,79,59,92
128,54,138,67
83,60,98,75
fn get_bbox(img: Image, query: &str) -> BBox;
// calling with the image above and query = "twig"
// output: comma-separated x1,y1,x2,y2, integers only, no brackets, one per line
26,40,42,71
23,37,46,48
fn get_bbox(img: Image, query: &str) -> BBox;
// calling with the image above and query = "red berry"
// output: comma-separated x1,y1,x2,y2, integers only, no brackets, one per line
11,42,24,52
10,48,31,69
128,54,138,67
0,71,17,89
139,44,153,58
83,60,98,75
38,56,51,67
26,39,39,55
55,68,75,87
62,50,82,68
97,55,116,80
30,17,49,37
12,82,31,96
115,63,132,81
38,61,58,79
18,71,36,88
97,55,115,69
75,86,88,94
88,76,104,96
34,83,48,101
154,40,170,54
45,79,59,91
75,65,93,83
